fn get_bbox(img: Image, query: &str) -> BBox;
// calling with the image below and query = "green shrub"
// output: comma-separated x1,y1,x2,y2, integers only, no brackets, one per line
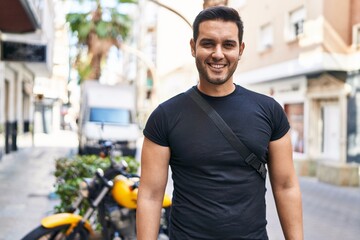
53,154,139,214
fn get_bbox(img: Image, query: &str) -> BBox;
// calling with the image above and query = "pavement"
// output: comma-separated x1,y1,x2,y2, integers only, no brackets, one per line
0,131,78,240
266,177,360,240
0,130,359,240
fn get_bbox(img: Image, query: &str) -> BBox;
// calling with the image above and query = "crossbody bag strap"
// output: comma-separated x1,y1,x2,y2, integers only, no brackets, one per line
186,87,267,180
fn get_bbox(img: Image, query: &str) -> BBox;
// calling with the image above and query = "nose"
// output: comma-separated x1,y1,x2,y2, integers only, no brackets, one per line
211,45,224,59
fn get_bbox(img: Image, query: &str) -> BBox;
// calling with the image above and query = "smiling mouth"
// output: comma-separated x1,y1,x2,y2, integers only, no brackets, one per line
208,63,226,70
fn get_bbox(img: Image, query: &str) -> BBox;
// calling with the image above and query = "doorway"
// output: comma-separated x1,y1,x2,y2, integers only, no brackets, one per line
321,103,340,161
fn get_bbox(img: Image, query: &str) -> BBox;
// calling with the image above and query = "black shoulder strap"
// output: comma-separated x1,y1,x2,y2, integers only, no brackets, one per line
186,87,267,180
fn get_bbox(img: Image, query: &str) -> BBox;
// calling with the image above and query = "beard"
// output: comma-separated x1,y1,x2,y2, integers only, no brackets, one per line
195,58,238,85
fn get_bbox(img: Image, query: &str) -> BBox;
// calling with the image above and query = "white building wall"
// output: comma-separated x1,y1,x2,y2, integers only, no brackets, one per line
0,62,5,124
155,1,201,77
4,67,16,123
0,0,57,153
144,0,203,103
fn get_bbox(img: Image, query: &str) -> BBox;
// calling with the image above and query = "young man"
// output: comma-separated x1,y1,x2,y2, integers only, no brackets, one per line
136,6,303,240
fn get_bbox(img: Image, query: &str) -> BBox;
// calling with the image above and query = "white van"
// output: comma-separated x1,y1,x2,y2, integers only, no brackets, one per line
78,81,140,156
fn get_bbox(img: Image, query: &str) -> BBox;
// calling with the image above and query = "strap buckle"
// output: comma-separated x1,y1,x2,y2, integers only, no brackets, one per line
244,153,267,180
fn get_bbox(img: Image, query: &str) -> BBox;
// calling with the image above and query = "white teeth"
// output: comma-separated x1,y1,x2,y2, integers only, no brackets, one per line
210,64,224,69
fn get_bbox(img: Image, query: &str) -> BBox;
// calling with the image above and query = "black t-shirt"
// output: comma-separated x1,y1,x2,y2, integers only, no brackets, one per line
143,85,290,240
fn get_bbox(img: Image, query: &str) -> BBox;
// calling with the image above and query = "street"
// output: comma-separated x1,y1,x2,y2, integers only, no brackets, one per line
266,177,360,240
0,130,359,239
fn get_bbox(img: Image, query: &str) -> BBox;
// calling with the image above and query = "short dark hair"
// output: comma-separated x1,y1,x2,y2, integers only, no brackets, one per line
192,6,244,43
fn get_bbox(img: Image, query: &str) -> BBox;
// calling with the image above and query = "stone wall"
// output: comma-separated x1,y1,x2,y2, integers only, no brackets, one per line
294,159,360,187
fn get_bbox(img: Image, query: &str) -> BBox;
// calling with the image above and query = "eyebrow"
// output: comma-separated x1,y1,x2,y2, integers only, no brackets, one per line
223,40,238,45
199,38,238,44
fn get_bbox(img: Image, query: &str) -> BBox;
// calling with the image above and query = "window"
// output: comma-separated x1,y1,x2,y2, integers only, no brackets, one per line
284,103,304,153
259,23,273,51
287,7,306,41
89,108,131,125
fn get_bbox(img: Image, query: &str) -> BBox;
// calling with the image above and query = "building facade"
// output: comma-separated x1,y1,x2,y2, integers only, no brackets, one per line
136,0,360,185
234,0,360,165
0,0,57,158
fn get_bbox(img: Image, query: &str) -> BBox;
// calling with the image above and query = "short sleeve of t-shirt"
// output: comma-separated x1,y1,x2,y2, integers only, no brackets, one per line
270,99,290,141
143,105,169,147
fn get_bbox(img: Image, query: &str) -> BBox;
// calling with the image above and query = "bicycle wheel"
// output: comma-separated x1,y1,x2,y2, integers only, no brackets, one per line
21,224,89,240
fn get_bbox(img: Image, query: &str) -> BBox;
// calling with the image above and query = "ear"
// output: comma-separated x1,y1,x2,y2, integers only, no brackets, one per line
239,42,245,56
190,39,196,57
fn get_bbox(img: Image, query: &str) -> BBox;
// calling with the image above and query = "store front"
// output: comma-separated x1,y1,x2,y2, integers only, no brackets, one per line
306,73,349,163
346,71,360,163
246,72,349,165
246,76,308,160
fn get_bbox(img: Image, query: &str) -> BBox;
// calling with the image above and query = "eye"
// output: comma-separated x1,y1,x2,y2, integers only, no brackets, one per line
200,40,214,48
223,42,236,49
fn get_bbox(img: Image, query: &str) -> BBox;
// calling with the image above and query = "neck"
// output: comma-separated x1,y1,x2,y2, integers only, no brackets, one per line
197,82,236,97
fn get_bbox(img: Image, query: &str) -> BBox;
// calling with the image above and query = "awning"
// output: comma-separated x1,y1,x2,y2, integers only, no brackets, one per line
0,0,40,33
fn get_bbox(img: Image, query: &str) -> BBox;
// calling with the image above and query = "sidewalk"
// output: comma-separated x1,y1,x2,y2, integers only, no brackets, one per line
0,130,78,240
1,130,360,239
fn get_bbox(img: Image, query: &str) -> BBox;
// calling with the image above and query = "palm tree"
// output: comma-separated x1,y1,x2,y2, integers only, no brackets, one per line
66,0,137,82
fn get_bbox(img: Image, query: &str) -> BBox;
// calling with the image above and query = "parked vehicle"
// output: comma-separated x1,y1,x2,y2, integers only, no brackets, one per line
78,81,140,156
21,140,172,240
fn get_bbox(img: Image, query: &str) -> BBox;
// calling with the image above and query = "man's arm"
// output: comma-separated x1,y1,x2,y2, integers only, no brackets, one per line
268,131,304,240
136,137,171,240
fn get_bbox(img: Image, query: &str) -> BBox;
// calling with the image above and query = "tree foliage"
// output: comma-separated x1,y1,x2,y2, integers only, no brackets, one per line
65,0,138,81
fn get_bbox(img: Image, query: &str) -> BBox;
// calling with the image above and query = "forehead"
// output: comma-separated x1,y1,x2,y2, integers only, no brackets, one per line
197,20,239,42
